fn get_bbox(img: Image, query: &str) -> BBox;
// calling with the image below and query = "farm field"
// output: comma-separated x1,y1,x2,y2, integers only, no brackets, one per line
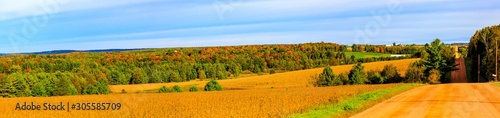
110,59,419,93
0,84,402,117
343,52,393,58
353,83,500,117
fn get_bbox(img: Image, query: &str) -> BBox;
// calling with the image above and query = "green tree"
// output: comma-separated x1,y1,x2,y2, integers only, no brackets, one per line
131,68,147,84
84,84,98,95
53,77,76,96
198,70,206,80
169,71,182,82
313,66,340,87
204,79,223,91
32,82,47,97
96,80,110,94
349,63,367,85
422,39,456,83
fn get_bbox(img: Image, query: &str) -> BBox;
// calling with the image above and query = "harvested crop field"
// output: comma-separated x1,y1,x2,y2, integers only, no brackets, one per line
0,84,401,117
110,59,419,93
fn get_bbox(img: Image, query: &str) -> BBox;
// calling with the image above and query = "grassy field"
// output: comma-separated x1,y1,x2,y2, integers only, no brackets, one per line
109,59,420,93
343,52,393,58
0,84,402,117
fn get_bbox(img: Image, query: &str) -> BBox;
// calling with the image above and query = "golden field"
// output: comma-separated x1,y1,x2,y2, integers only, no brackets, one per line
110,59,419,93
0,84,400,118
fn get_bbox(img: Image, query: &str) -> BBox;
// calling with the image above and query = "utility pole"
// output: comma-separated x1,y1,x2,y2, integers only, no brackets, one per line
478,56,480,82
496,39,498,81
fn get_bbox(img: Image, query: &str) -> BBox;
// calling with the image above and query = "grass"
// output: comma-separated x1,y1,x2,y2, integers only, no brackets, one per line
110,59,420,93
289,84,422,118
343,52,393,58
493,82,500,87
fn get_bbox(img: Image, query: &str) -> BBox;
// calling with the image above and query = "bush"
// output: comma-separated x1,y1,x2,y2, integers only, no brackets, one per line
121,89,127,93
428,69,441,84
405,65,425,83
269,69,276,74
189,85,199,92
367,70,385,84
381,64,401,83
158,86,171,93
338,73,350,85
204,79,223,91
172,85,183,92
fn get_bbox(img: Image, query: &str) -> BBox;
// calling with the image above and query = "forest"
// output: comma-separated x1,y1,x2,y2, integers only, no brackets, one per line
0,42,422,97
468,24,500,82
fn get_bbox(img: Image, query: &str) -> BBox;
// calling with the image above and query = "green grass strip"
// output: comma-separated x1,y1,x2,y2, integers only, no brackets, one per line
289,84,422,118
493,82,500,87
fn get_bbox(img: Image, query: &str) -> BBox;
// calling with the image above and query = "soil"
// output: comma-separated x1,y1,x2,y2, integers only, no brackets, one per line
451,58,468,83
352,83,500,118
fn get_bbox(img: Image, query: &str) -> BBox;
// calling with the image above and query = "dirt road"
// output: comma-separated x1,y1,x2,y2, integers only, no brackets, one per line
451,58,468,83
352,83,500,118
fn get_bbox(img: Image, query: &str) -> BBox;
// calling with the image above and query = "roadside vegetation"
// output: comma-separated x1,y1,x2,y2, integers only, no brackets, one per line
290,84,421,118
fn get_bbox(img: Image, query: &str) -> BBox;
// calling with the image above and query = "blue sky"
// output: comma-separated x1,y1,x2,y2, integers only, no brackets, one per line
0,0,499,53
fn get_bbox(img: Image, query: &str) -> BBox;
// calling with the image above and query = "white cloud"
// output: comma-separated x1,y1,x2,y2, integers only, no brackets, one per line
0,0,160,21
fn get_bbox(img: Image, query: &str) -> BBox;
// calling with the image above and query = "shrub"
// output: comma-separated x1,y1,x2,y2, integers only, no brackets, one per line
121,89,127,93
269,69,276,74
172,85,183,92
428,69,441,84
405,65,426,83
367,70,385,84
338,73,350,85
158,86,171,93
381,64,401,83
204,79,223,91
189,85,199,92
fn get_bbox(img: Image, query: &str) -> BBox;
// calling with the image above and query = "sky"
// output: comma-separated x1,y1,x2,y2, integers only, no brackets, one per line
0,0,499,53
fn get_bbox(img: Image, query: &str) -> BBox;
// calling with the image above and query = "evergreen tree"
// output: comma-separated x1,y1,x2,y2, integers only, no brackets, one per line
349,63,367,85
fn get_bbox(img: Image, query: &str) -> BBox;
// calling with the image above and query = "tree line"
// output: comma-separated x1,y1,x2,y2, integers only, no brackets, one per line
313,39,457,86
468,24,500,82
